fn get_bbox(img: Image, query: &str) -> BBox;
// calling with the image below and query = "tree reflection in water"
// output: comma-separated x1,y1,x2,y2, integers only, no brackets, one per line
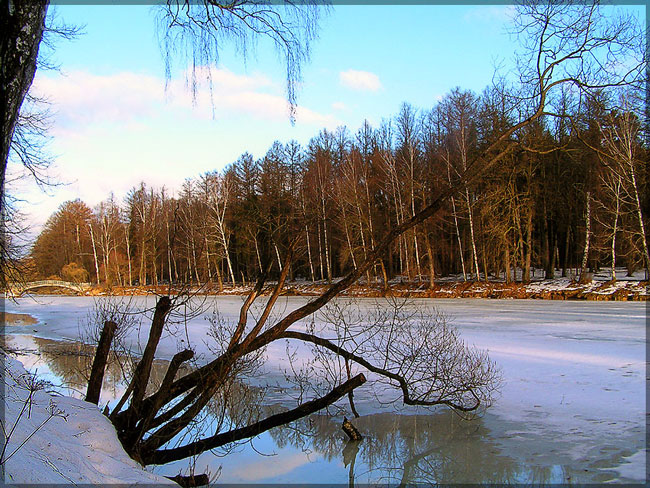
22,336,178,407
268,411,562,485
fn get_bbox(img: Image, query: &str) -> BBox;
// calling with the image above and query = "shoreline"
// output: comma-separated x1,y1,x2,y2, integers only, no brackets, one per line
17,277,647,301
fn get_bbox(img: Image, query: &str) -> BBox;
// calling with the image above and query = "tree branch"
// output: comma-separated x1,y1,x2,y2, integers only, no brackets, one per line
142,372,366,465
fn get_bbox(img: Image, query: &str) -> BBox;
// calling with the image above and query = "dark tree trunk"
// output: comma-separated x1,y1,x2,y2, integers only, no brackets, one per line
114,296,172,436
165,473,210,488
0,0,48,208
545,225,556,279
342,417,363,441
85,320,117,405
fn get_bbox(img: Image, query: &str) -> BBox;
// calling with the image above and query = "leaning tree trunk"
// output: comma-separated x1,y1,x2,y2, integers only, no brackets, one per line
85,320,117,405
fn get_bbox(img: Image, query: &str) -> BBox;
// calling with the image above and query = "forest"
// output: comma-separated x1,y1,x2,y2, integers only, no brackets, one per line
28,84,648,288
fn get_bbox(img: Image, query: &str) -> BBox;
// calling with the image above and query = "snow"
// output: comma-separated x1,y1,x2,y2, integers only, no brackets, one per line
438,266,649,283
524,276,648,295
1,351,176,485
603,450,648,481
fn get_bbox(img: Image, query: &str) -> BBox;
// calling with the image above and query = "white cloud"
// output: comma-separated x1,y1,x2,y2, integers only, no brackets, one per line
32,71,164,130
232,452,311,481
339,69,382,92
32,66,335,130
332,101,348,111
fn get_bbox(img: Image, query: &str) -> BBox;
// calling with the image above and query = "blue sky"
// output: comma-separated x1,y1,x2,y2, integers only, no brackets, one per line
14,3,644,230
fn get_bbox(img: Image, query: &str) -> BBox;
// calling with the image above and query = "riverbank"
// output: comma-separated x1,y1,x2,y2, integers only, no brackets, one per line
70,276,648,301
1,350,176,485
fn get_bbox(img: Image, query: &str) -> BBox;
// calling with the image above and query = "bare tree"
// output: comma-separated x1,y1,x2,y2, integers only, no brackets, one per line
97,0,649,459
599,95,649,276
1,0,322,289
441,90,482,281
99,270,498,469
1,5,79,289
202,171,236,286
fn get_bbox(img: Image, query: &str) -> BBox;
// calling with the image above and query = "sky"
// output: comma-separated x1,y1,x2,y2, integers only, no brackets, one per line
10,3,645,234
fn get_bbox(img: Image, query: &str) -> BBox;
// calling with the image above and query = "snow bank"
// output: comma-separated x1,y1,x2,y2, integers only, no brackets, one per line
1,351,175,485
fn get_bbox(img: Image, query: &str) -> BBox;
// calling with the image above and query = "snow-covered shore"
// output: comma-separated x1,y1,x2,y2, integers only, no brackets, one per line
64,269,648,301
1,351,175,485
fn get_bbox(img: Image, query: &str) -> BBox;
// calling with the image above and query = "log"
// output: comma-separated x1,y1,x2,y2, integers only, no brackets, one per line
125,296,172,418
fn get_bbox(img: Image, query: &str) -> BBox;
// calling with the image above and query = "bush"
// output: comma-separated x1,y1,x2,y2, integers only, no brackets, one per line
61,262,89,283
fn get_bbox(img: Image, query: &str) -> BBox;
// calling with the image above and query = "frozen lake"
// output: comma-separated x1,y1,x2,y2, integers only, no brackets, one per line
2,295,646,484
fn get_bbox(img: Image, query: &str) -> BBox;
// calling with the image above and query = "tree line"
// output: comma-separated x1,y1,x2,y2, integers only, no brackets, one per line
28,85,648,288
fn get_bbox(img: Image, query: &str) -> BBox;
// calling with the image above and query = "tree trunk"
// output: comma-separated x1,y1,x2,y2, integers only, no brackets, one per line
342,417,362,441
204,234,212,283
85,320,117,405
125,225,133,286
562,226,570,278
219,227,235,285
0,1,48,209
88,223,101,285
142,373,366,465
629,164,650,274
451,196,466,281
611,178,620,281
305,223,315,281
117,296,172,432
465,188,480,281
504,241,511,284
425,234,436,289
579,191,591,283
523,204,533,283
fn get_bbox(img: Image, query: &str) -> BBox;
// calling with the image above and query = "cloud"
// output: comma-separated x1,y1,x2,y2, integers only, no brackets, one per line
339,69,382,92
233,452,312,481
31,71,164,129
32,66,336,131
332,101,348,111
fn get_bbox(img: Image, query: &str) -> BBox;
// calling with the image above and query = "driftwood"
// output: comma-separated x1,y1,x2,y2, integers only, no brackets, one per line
85,320,117,404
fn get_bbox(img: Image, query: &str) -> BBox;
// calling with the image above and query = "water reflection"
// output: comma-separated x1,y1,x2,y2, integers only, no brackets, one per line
268,411,569,485
4,335,176,406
